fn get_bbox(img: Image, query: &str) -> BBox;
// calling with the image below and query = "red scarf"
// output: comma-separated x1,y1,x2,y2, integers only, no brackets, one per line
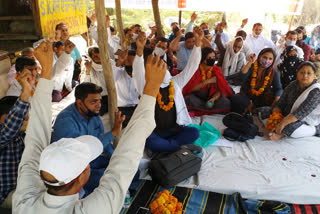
183,65,232,97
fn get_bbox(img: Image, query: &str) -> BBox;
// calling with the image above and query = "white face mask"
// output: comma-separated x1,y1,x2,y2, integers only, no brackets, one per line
153,47,166,57
286,39,296,46
252,32,259,38
133,33,139,40
91,61,103,71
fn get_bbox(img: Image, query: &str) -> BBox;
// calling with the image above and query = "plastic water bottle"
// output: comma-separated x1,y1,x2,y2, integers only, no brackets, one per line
123,190,131,208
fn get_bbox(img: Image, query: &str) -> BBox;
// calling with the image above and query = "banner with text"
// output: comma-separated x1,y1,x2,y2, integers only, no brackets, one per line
38,0,87,37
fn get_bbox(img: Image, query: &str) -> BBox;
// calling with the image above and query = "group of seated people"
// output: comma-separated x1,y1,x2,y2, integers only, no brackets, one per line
1,13,320,213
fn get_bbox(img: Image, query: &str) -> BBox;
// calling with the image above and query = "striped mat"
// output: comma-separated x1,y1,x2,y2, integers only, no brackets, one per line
120,180,320,214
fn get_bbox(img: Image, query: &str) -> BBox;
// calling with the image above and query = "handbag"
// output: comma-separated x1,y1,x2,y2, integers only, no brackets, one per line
148,145,202,188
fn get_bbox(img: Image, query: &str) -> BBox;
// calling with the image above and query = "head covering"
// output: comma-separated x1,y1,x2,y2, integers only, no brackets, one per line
222,36,244,76
278,46,304,88
39,135,103,186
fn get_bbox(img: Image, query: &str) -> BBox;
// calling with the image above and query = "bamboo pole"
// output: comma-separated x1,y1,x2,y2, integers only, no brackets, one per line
288,15,295,31
94,0,117,128
152,0,164,38
115,0,126,50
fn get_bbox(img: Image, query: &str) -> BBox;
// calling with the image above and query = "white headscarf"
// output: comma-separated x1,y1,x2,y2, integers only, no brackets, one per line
87,45,103,72
222,36,244,76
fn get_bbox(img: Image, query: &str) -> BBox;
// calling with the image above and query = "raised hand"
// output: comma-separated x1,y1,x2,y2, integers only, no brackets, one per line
34,40,53,79
106,15,110,27
241,18,248,28
85,60,92,75
18,69,36,101
248,53,256,64
90,14,97,24
136,32,147,56
111,108,126,136
143,54,167,97
191,12,197,23
64,40,75,54
193,26,204,47
117,50,128,66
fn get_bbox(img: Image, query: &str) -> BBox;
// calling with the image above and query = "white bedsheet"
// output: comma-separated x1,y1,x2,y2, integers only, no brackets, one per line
196,115,320,204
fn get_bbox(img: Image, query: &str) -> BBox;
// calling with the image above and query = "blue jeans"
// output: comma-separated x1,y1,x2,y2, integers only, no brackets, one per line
146,126,200,153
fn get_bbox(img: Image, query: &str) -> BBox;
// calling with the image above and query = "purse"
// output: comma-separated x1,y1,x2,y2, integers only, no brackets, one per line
148,145,202,187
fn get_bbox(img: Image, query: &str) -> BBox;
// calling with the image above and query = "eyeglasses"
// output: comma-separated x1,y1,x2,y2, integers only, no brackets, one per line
298,71,314,76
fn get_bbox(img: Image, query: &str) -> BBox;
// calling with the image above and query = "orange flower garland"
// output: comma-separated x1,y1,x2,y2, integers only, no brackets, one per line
266,112,283,130
150,190,183,214
157,80,175,112
250,60,272,96
200,65,213,81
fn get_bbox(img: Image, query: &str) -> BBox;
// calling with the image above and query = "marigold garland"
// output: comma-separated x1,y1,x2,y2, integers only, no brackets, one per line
266,112,283,130
157,80,175,112
250,60,272,96
150,190,183,214
200,65,213,81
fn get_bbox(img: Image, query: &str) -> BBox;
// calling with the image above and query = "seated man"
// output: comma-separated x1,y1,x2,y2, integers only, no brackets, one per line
51,82,124,197
13,40,167,214
6,56,38,97
169,30,195,72
0,70,35,208
133,27,203,153
273,30,304,68
82,46,109,115
7,47,41,86
51,40,75,102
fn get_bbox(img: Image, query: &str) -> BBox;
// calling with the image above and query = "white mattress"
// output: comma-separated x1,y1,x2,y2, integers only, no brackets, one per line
140,114,320,204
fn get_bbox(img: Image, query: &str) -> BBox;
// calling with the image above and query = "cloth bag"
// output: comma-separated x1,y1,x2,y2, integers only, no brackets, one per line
188,122,220,148
148,145,202,188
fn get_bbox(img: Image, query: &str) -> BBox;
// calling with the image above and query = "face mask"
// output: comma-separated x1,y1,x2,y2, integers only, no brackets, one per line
204,29,210,35
82,101,99,118
286,39,296,46
259,58,273,68
153,47,166,57
133,33,138,40
252,32,259,38
303,35,307,40
287,55,298,61
125,66,133,76
206,58,216,67
91,61,103,72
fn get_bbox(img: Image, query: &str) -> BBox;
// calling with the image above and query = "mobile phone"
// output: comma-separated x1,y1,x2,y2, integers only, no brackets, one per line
135,207,149,214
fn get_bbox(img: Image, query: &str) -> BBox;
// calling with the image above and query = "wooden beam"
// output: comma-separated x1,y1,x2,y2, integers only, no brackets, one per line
115,0,126,50
152,0,164,38
178,10,182,26
31,0,42,37
0,33,39,40
0,16,33,21
94,0,118,128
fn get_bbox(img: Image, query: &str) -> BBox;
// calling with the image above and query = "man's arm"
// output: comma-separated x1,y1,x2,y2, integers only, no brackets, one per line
13,41,54,211
79,54,166,214
132,33,147,95
169,30,183,52
173,26,203,88
0,71,33,147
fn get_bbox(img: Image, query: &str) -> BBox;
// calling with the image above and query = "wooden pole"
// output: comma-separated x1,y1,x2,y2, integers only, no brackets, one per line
94,0,117,128
31,0,42,37
115,0,126,50
178,10,182,26
288,15,295,31
152,0,164,39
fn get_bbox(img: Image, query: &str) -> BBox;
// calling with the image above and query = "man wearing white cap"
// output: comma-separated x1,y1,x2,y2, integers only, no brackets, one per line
13,40,167,213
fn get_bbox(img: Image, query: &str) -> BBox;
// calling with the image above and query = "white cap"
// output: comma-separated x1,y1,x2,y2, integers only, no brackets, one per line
148,21,156,28
39,135,103,186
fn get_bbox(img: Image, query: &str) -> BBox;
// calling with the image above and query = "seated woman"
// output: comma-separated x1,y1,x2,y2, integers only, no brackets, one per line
277,46,304,89
238,48,283,109
222,36,246,86
269,62,320,140
183,47,232,116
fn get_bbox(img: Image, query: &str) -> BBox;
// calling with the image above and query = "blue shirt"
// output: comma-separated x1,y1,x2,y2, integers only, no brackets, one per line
176,42,193,71
303,35,311,45
0,98,29,204
51,103,114,156
70,46,81,65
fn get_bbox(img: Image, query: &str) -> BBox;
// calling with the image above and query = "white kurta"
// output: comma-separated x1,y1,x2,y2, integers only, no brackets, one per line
132,46,201,126
246,34,275,56
52,52,74,92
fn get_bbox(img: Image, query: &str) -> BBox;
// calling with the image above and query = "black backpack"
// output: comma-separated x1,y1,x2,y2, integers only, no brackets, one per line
222,112,259,141
148,145,202,187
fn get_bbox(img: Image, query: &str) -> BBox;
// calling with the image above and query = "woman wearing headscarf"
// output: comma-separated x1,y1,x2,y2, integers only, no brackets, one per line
222,36,246,86
183,47,232,116
269,62,320,140
239,48,283,108
277,46,304,89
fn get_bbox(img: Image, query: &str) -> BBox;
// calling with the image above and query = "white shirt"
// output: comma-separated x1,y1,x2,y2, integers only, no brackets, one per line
133,46,201,126
273,44,304,68
13,78,157,214
110,60,139,107
246,33,275,56
83,66,108,96
52,52,74,92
